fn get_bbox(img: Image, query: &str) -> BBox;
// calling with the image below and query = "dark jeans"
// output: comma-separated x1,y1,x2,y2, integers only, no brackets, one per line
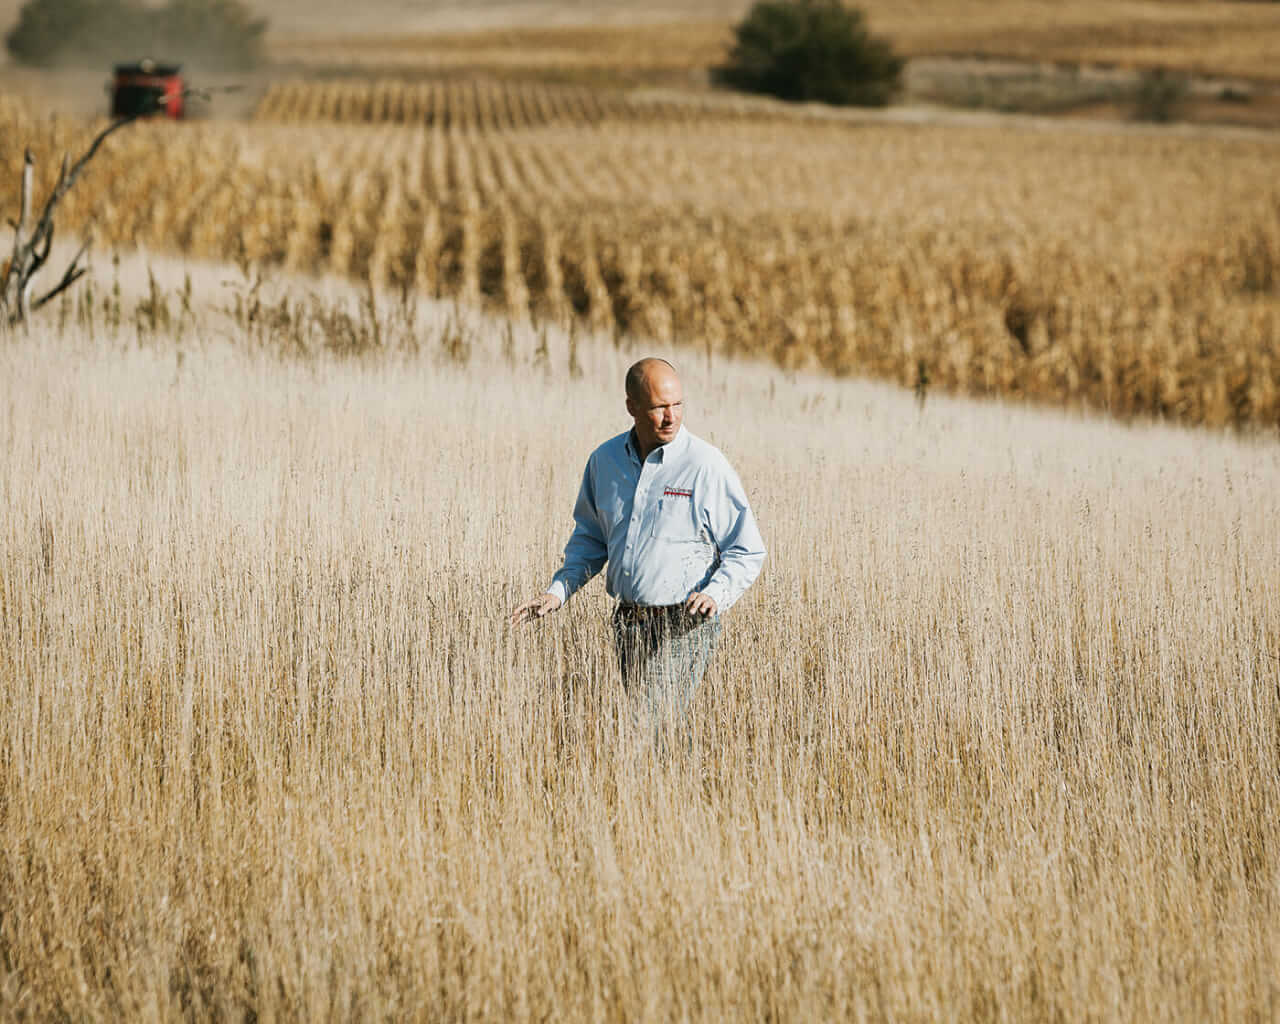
612,604,722,747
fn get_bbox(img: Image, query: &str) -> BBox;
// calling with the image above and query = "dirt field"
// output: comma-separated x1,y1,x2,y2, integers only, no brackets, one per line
5,0,1280,82
5,0,1280,127
254,1,1280,83
0,0,744,44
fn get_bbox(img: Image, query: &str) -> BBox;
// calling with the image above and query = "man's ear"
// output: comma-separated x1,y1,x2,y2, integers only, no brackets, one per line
625,397,636,418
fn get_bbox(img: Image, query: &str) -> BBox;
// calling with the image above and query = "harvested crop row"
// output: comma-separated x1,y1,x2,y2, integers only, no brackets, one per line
253,77,718,130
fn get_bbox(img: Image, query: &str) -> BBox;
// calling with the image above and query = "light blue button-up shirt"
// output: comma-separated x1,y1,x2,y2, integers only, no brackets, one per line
546,426,765,613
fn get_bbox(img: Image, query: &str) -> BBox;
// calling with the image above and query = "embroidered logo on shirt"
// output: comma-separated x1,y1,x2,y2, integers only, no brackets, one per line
663,488,693,498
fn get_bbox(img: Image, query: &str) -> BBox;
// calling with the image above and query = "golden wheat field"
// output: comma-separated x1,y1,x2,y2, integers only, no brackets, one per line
2,87,1279,429
0,266,1277,1018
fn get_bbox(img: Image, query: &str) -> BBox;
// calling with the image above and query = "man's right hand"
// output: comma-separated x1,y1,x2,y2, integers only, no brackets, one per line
509,593,563,626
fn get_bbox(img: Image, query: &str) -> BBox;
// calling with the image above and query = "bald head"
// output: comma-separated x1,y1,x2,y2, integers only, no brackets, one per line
625,357,684,458
625,357,677,403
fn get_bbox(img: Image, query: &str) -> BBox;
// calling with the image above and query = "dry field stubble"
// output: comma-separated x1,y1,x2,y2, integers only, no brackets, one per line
265,1,1280,82
0,278,1278,1018
3,89,1278,429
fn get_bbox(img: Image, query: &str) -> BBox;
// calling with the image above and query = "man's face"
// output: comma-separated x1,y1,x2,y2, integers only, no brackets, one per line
627,366,684,451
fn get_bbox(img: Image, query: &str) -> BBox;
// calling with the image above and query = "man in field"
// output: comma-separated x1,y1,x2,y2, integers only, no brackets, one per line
511,357,765,739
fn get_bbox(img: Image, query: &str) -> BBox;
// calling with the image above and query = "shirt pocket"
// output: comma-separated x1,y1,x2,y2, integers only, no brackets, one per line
652,495,703,543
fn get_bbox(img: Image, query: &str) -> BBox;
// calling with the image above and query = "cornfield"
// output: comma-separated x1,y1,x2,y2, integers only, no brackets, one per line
1,85,1278,427
1,298,1277,1018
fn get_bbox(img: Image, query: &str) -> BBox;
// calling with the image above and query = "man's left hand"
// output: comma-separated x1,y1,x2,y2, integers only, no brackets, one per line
685,592,717,618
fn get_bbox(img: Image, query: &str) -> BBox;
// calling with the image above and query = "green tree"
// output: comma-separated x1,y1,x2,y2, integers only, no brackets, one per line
5,0,128,66
713,0,904,107
1132,68,1189,123
5,0,266,69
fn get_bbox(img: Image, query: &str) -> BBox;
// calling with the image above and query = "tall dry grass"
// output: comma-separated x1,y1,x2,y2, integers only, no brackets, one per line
1,285,1277,1019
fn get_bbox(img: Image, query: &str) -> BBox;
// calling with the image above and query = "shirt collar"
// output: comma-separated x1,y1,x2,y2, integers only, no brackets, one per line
626,425,688,464
665,425,690,458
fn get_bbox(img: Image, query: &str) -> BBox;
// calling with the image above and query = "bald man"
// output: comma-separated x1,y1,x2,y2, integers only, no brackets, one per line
512,357,766,736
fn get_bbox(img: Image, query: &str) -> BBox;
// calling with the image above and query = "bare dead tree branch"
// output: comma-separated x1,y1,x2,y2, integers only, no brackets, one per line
32,241,91,312
1,152,35,313
15,151,33,254
2,89,213,329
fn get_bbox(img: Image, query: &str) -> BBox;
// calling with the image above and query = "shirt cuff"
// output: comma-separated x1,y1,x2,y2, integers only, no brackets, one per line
701,580,730,613
546,580,569,605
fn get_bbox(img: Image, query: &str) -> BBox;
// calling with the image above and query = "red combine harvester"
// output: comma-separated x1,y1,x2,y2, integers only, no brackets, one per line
109,60,185,119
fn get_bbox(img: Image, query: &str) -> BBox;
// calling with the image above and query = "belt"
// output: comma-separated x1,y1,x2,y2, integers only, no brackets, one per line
614,602,685,622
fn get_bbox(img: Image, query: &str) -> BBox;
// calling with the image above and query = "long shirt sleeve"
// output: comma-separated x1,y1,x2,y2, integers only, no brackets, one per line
546,464,609,606
696,462,765,613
